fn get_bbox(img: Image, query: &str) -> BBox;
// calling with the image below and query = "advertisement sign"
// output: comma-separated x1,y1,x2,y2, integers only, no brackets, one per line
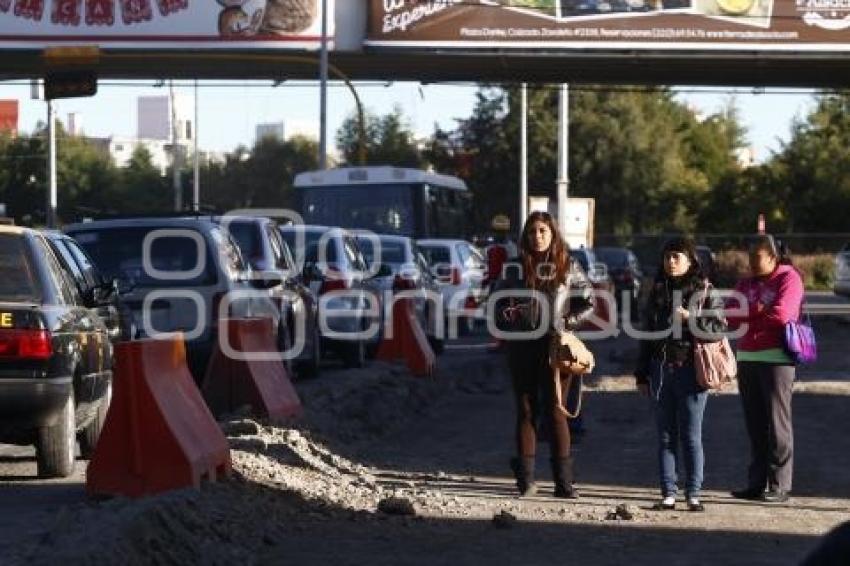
0,99,18,133
0,0,333,49
367,0,850,51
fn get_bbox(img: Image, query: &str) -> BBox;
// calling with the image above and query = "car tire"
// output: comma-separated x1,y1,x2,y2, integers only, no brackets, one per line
79,379,112,460
342,338,366,369
37,393,76,478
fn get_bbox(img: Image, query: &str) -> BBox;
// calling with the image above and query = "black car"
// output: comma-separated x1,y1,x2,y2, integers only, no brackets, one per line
0,226,115,478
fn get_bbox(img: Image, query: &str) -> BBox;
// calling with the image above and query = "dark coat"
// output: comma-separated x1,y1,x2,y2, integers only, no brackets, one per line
634,272,727,385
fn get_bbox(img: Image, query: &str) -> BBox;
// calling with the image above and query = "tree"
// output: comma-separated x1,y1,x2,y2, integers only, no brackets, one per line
200,135,319,212
768,92,850,233
336,106,423,167
116,145,172,215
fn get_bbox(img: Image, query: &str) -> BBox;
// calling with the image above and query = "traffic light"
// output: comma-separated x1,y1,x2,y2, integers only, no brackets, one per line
44,71,98,100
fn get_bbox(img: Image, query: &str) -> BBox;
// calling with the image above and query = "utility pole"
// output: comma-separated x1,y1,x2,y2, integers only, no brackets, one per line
193,79,200,212
47,99,57,228
170,81,182,212
519,83,528,238
319,0,329,169
556,83,569,237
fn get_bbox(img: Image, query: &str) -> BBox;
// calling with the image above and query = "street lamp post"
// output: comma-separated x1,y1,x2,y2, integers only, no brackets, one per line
556,83,569,237
47,99,57,229
319,0,329,169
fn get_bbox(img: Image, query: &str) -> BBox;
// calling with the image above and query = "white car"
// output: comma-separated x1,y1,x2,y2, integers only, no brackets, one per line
835,244,850,297
417,238,487,335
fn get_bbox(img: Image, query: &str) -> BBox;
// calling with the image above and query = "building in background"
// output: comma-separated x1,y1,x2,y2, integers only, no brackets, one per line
66,112,83,136
0,100,19,135
137,95,193,143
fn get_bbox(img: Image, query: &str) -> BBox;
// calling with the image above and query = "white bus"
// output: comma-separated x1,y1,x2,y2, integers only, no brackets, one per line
293,166,473,239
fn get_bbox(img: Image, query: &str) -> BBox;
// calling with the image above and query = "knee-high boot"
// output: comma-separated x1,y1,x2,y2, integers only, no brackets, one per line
552,456,579,499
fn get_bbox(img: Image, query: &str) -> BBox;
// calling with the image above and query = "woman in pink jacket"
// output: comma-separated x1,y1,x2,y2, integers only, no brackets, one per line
728,235,804,504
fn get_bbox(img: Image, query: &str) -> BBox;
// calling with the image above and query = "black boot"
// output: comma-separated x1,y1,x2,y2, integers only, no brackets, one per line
515,456,537,497
552,457,579,499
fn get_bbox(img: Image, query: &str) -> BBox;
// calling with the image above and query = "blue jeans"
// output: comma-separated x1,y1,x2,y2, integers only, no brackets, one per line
649,360,709,499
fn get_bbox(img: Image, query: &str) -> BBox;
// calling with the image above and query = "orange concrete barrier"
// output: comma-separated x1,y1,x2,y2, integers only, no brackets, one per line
86,337,231,499
377,297,436,378
201,318,302,422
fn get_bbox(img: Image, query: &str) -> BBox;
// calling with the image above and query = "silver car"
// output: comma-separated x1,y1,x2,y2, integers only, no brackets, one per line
417,238,487,335
279,225,383,368
355,233,444,354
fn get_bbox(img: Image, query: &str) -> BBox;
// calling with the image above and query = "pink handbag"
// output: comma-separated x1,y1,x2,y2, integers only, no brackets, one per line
694,283,737,390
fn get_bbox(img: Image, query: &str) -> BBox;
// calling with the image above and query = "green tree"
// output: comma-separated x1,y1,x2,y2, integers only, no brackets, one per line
769,92,850,233
116,145,172,215
200,135,319,212
336,106,423,168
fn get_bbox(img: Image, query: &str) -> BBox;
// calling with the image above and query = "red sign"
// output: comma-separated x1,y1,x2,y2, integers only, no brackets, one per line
0,100,19,135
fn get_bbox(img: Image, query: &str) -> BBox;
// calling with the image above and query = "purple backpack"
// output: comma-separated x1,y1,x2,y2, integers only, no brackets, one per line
784,299,817,364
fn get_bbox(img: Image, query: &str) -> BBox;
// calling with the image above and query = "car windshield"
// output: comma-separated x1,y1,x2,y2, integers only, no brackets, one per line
357,238,407,265
280,230,339,265
225,222,262,267
69,227,218,287
594,248,630,268
0,235,41,302
419,245,451,266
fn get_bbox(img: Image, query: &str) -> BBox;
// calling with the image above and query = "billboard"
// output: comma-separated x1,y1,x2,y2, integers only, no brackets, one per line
367,0,850,51
0,0,333,49
0,99,18,134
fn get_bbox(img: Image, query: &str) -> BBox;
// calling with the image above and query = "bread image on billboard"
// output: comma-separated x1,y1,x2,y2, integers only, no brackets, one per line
691,0,773,27
218,0,317,36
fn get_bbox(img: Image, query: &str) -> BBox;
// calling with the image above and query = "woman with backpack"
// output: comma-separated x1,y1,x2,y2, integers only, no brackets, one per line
634,237,727,512
498,211,595,499
728,235,804,504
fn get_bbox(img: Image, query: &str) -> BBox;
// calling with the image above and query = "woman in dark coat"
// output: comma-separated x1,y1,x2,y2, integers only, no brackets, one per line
498,211,595,498
634,236,727,511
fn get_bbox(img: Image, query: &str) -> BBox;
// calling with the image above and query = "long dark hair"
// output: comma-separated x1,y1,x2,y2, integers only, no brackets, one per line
519,211,569,292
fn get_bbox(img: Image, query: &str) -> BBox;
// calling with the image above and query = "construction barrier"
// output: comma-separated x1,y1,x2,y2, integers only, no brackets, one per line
202,318,302,422
86,337,231,499
377,296,436,378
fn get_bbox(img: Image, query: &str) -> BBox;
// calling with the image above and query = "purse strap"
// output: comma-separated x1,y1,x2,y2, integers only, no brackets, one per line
553,367,583,419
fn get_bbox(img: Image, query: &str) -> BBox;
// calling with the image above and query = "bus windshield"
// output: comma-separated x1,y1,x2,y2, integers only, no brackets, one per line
300,184,416,236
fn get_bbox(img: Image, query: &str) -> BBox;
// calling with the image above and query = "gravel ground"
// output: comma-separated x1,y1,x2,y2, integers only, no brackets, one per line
12,319,850,566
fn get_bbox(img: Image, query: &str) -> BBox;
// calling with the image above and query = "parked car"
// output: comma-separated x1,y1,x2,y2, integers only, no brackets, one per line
593,246,643,321
0,225,115,477
65,217,282,383
417,238,487,335
571,247,615,327
279,225,383,368
355,233,444,354
45,231,132,341
835,243,850,297
216,216,321,378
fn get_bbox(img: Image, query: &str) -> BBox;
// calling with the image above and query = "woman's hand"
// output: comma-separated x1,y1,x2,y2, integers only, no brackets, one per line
675,306,690,321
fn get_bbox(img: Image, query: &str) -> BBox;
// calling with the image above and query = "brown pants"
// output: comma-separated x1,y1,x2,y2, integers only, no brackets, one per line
737,362,795,492
508,338,571,459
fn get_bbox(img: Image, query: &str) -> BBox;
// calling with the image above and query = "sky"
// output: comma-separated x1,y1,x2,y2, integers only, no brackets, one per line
0,80,817,164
